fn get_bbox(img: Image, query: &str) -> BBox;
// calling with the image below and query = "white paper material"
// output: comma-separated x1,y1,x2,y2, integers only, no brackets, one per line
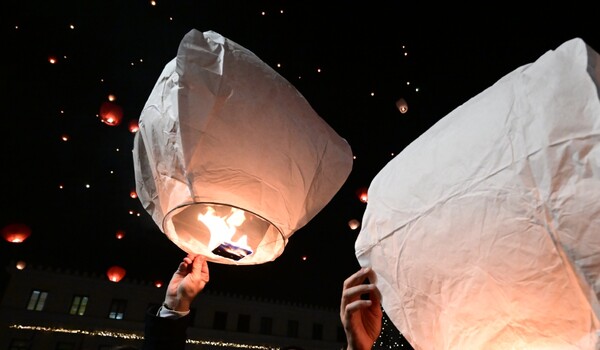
356,38,600,349
133,29,352,265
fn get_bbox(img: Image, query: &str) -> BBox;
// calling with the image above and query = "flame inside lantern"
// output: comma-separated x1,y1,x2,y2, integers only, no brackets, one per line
166,203,277,263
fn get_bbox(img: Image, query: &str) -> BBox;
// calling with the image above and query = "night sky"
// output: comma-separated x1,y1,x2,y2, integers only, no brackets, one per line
2,1,599,345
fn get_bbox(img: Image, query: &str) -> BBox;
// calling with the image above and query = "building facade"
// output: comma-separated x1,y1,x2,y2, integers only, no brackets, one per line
0,262,346,350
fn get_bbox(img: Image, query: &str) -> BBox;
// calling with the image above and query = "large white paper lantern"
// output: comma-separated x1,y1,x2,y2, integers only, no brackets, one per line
356,38,600,349
133,29,352,265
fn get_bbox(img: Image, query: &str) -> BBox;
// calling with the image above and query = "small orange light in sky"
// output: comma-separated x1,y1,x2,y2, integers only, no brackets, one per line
107,266,126,282
128,119,139,133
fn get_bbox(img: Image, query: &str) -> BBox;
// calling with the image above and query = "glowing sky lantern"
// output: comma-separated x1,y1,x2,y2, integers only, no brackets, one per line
356,187,368,203
99,101,123,126
16,261,26,270
133,29,352,265
1,223,32,243
106,266,126,282
395,97,408,114
115,230,125,240
356,38,600,349
128,119,139,133
348,219,360,230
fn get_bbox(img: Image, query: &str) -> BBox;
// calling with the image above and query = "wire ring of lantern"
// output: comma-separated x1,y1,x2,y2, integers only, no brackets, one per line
162,201,286,264
163,201,284,239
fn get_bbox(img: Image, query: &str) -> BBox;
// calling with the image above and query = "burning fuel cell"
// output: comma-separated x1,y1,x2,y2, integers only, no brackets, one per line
132,29,353,265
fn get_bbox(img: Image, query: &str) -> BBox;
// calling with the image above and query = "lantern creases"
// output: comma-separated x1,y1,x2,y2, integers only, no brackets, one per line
356,38,600,349
133,29,353,265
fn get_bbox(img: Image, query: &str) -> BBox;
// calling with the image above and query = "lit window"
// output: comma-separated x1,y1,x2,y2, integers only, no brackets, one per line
26,290,48,311
108,299,127,320
69,295,89,316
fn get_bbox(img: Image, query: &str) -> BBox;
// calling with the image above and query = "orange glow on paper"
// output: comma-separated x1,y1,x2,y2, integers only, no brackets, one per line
154,280,163,288
106,265,126,282
2,223,32,243
99,101,123,126
108,94,116,102
128,119,139,133
129,190,137,199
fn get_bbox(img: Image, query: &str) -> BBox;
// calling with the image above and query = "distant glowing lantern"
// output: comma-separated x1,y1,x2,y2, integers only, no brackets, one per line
154,280,163,288
48,56,57,64
2,223,31,243
395,97,408,114
115,230,125,239
108,94,116,102
348,219,360,230
128,119,139,133
356,187,368,203
133,29,353,265
356,38,600,349
106,265,126,282
99,101,123,126
16,261,27,270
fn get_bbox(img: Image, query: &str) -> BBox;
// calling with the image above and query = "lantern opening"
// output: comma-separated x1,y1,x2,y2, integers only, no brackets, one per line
165,203,279,263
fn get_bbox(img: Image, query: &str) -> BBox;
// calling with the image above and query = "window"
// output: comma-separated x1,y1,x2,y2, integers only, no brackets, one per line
287,320,299,338
8,339,29,350
312,322,323,340
108,299,127,320
69,295,88,316
237,314,250,332
27,290,48,311
213,311,227,330
259,316,273,335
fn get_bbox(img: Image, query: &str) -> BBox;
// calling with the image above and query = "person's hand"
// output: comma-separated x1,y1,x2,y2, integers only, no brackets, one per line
163,254,210,312
340,267,382,350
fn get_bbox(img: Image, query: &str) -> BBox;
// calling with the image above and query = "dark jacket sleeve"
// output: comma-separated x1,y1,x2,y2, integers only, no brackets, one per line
141,305,192,350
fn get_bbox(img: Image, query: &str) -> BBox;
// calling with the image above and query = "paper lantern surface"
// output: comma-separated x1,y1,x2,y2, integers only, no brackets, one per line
133,29,352,265
356,38,600,349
